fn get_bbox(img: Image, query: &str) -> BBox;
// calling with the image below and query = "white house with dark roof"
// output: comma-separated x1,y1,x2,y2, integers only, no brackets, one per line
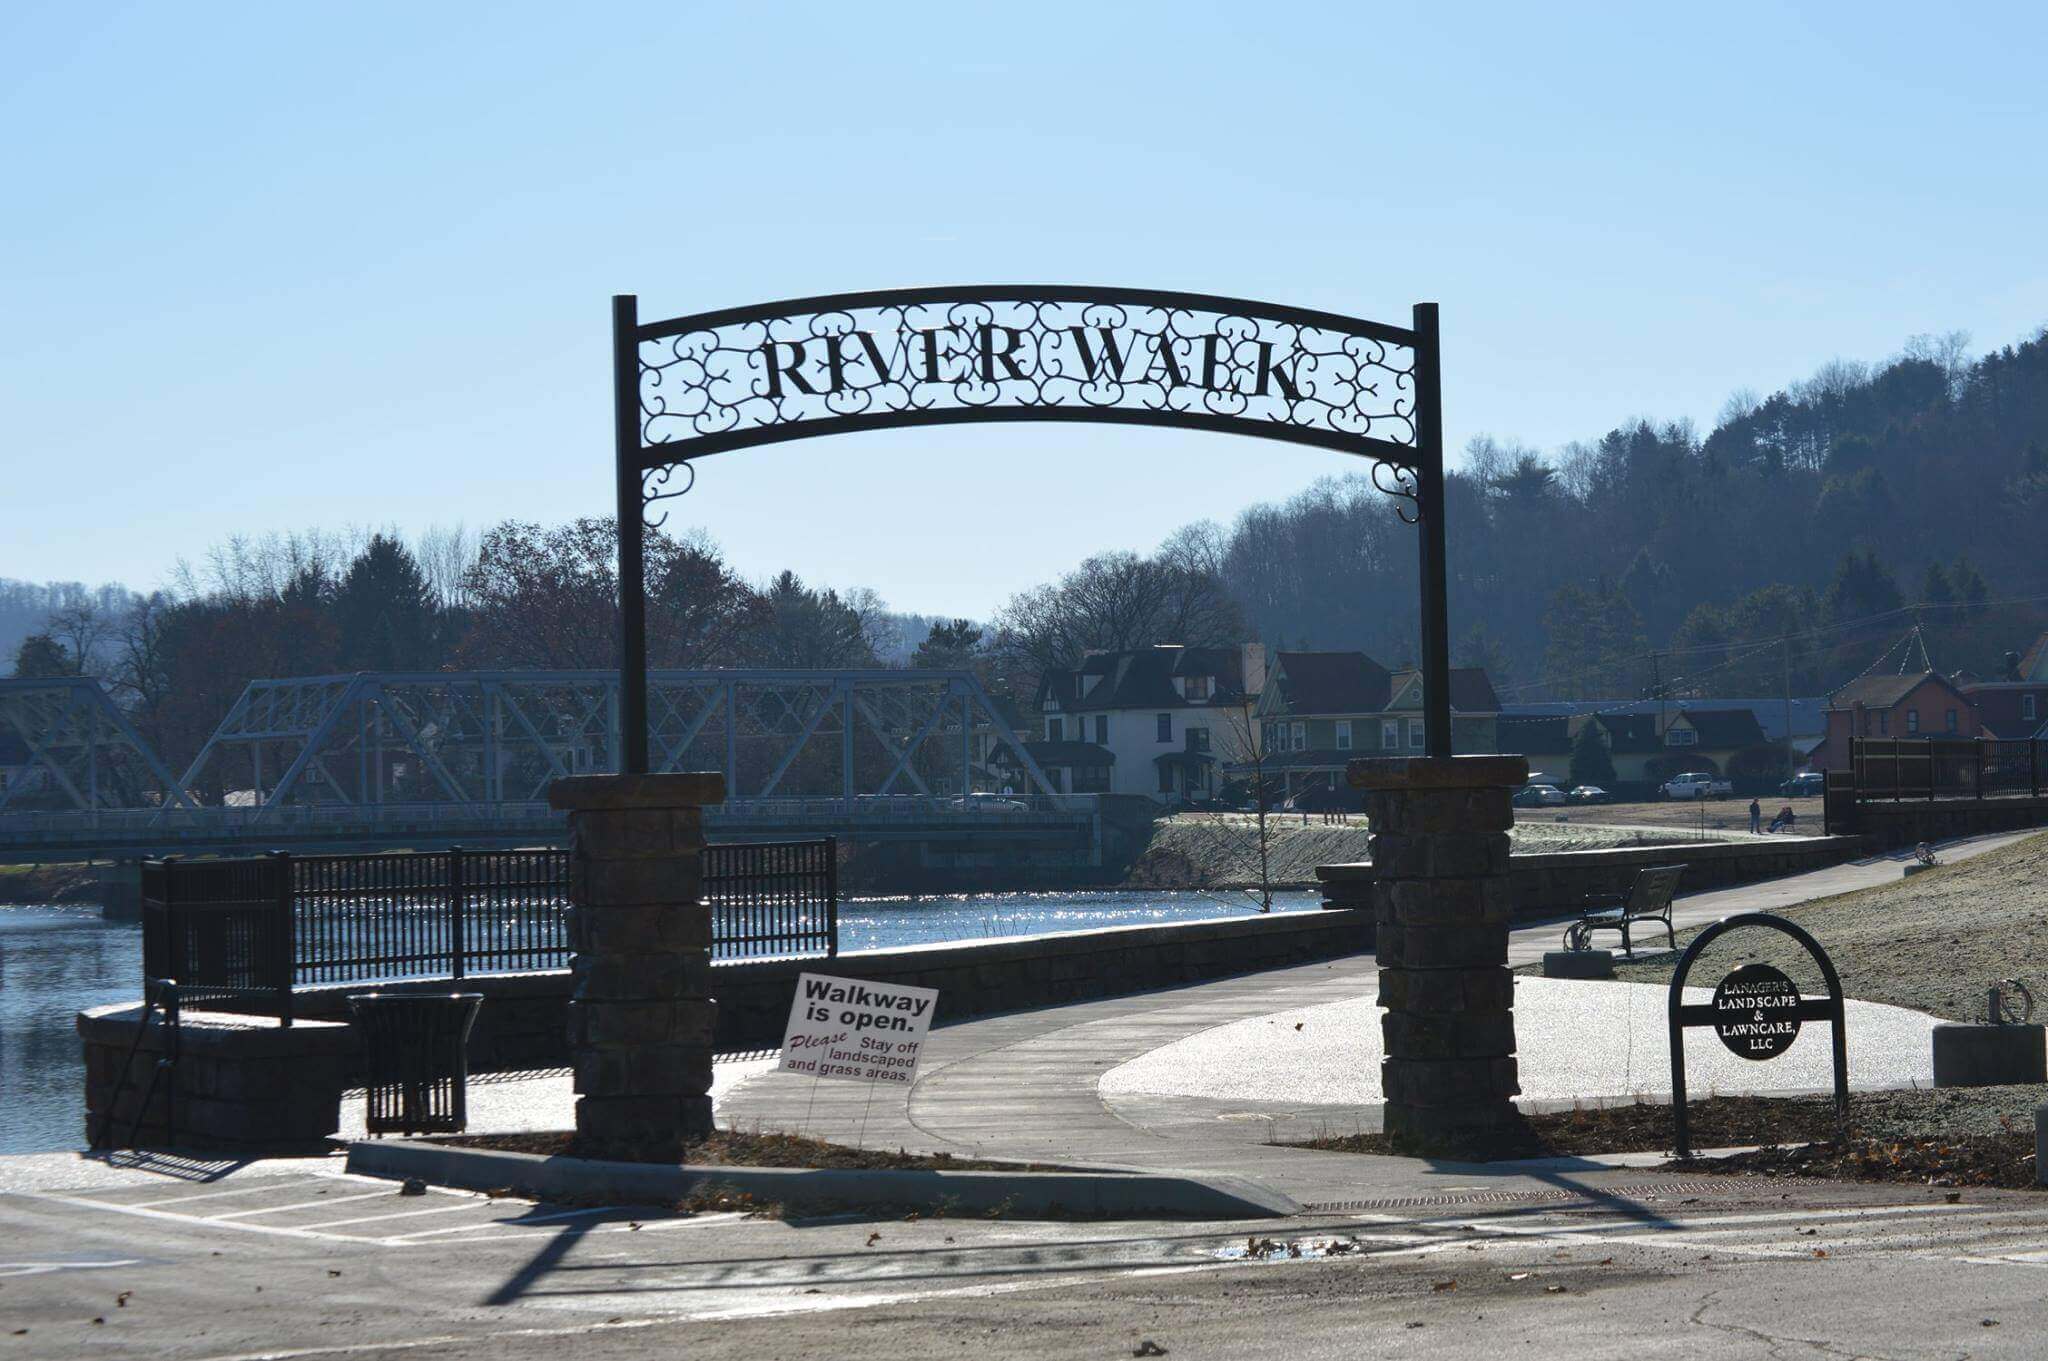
1023,644,1267,802
1239,650,1501,798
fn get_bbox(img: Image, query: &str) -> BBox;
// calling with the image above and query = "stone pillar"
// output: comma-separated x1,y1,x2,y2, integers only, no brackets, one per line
1347,755,1528,1153
549,772,724,1156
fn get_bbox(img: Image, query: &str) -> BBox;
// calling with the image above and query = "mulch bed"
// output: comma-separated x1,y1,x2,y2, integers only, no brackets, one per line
1668,1135,2039,1188
1290,1093,2046,1189
442,1127,1053,1173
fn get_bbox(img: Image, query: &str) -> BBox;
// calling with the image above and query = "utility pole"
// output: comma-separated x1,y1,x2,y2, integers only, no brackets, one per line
1783,635,1796,780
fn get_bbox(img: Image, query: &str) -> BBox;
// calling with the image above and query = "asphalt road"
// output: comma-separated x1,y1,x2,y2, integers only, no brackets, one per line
9,1152,2048,1360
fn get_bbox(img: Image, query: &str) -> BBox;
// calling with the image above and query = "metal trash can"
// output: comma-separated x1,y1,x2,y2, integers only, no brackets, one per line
347,993,483,1136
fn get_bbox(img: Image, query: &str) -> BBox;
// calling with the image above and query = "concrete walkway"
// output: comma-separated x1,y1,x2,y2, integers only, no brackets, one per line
720,829,2038,1210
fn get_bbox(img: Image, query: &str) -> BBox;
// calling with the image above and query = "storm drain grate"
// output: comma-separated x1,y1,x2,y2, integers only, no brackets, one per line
1305,1177,1825,1212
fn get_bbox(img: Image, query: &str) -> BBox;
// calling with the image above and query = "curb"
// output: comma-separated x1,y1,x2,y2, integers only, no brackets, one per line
345,1139,1301,1220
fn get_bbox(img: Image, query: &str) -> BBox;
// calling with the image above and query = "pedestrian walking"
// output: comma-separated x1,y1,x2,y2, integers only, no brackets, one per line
1749,797,1762,834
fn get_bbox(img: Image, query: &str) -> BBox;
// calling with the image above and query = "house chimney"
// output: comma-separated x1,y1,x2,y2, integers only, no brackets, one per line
1240,642,1267,698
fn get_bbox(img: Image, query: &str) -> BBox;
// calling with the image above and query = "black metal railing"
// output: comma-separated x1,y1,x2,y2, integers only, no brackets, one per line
1850,738,2045,803
703,839,839,962
141,839,837,1014
141,857,294,1021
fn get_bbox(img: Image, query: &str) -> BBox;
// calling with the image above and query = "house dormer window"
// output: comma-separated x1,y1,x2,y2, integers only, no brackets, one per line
1184,675,1212,702
1665,727,1698,747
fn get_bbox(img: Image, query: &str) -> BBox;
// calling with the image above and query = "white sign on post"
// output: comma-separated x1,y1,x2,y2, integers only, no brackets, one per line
778,974,938,1086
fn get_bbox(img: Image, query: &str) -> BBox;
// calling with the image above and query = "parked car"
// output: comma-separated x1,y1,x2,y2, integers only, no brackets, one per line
1566,785,1610,804
1780,771,1825,798
1661,771,1733,800
1513,783,1568,808
947,794,1029,813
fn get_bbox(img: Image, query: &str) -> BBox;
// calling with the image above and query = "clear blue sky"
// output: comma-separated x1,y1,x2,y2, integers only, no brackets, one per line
6,2,2046,618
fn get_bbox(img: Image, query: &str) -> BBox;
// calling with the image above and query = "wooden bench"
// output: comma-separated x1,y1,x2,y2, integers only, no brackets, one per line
1563,864,1684,955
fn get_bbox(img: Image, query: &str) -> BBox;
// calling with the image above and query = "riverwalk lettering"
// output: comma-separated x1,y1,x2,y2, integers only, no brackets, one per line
758,325,1306,402
779,973,939,1086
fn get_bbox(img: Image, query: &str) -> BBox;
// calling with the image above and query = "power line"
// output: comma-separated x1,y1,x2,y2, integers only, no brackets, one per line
1494,589,2048,700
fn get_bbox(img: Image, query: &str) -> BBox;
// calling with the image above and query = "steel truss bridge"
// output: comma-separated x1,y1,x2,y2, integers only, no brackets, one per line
0,671,1101,864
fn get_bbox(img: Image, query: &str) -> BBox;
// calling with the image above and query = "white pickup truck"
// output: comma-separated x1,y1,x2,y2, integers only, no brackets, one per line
1661,771,1733,800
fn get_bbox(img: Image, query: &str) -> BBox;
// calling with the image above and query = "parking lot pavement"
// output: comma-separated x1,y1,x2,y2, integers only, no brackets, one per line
13,1154,2048,1360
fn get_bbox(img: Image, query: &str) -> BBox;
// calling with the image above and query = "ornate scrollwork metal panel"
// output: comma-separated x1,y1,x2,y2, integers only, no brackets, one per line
630,288,1425,506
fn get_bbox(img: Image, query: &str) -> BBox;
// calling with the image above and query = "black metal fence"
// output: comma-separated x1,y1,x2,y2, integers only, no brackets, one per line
141,858,293,1020
1850,738,2045,802
141,839,837,1018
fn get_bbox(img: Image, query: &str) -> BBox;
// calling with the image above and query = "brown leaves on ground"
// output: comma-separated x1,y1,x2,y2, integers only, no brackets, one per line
1674,1132,2043,1190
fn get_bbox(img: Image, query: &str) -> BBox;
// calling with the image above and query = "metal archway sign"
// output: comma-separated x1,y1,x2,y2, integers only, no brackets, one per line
609,286,1449,774
1667,911,1849,1157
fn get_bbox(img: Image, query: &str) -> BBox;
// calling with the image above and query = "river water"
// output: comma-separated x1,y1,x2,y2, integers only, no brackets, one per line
0,888,1320,1155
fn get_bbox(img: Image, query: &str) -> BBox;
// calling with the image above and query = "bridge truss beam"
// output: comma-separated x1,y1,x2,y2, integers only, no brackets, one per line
0,679,197,813
176,669,1056,817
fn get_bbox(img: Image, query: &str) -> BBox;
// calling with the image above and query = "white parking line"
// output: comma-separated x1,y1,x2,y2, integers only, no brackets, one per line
388,1206,621,1240
130,1177,338,1209
39,1193,364,1244
296,1201,488,1231
212,1190,401,1220
395,1210,751,1243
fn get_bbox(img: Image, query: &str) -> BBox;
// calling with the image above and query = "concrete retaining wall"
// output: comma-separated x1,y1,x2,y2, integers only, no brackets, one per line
82,907,1368,1147
274,907,1371,1062
1847,797,2048,851
1317,834,1865,932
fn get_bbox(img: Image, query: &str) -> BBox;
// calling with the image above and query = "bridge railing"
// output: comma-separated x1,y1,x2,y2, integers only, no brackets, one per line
3,794,1099,846
142,839,837,1018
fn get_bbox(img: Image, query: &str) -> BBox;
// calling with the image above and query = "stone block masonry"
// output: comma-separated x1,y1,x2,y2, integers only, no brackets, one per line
1317,834,1865,929
550,772,725,1156
1349,754,1529,1153
78,1005,356,1152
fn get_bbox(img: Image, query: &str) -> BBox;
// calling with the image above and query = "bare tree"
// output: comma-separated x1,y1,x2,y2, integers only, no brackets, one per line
413,523,480,611
991,545,1244,694
44,601,113,678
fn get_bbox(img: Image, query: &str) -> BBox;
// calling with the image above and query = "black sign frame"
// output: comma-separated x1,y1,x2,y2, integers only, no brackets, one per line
1666,911,1849,1157
608,286,1450,774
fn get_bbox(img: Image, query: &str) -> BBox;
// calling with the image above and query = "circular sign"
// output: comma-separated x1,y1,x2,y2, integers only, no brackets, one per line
1711,963,1802,1060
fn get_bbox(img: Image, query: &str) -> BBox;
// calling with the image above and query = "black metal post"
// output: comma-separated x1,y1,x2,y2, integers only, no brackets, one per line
449,845,466,981
1412,302,1452,759
1668,983,1691,1158
825,835,839,958
613,293,650,775
272,851,294,1027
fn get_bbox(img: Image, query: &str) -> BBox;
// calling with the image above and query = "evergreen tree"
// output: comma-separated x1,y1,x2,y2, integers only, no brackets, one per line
11,632,73,677
1824,550,1903,623
335,533,439,672
1920,561,1955,606
1950,556,1989,608
1568,722,1617,788
911,619,984,670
